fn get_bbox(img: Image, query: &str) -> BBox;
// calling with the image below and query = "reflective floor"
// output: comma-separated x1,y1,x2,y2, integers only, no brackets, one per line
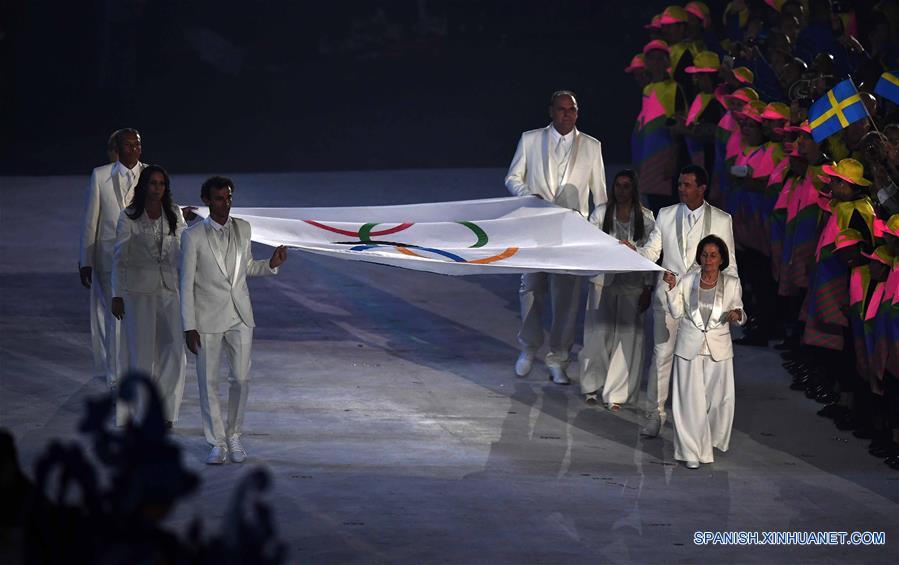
1,170,896,563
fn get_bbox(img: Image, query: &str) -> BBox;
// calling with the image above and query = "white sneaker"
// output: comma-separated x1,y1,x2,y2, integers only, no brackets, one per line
514,353,534,377
685,460,700,470
228,436,247,463
206,445,228,465
548,366,570,385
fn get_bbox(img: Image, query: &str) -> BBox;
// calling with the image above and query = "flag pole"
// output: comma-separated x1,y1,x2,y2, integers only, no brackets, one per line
849,75,882,134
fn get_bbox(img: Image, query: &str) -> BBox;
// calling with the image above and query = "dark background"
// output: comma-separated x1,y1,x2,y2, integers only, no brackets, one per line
1,0,680,174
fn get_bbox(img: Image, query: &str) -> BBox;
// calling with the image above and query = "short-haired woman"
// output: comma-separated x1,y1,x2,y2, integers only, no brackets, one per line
663,235,745,469
111,165,187,426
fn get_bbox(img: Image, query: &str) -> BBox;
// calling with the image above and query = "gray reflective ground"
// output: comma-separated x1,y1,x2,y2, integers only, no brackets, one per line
1,170,897,564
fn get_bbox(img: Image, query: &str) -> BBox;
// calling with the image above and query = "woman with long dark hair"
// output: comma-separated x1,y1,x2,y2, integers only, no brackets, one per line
111,165,187,426
579,169,655,410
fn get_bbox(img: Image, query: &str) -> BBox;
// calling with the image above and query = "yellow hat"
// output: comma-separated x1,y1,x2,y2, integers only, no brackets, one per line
685,2,711,27
725,87,760,103
685,51,721,73
822,158,872,187
733,66,754,84
660,5,690,24
761,102,790,121
885,214,899,236
739,99,767,122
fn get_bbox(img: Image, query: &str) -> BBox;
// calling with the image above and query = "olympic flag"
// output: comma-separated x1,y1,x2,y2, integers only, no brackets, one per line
195,196,663,276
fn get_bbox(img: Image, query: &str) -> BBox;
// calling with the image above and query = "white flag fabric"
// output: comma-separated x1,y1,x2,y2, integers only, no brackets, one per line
195,196,663,276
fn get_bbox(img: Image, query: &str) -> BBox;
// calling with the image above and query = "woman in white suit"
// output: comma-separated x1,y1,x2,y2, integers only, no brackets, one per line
663,235,745,469
579,169,655,410
111,165,187,426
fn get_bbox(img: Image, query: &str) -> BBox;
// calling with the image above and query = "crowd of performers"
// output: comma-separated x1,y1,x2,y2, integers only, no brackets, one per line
621,1,899,470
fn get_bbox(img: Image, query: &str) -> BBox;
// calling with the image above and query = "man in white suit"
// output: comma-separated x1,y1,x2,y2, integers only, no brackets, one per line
180,176,287,465
505,90,607,384
79,128,145,390
625,164,737,436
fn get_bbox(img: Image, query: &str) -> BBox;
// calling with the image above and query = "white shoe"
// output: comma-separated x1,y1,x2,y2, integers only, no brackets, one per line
640,411,663,438
548,366,570,385
228,436,247,463
206,445,228,465
685,460,700,470
585,393,599,405
514,353,534,377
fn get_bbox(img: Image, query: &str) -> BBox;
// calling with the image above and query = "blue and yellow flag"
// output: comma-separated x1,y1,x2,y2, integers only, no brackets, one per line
875,71,899,106
809,79,868,143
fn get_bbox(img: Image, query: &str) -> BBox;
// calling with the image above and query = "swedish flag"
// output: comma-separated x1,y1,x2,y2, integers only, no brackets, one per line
808,79,868,143
875,71,899,106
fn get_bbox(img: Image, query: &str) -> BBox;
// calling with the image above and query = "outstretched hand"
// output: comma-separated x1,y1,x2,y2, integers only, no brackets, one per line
269,245,288,269
181,206,199,221
662,271,677,290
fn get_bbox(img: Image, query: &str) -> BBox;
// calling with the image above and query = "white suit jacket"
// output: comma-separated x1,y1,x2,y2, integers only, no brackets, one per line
505,125,607,217
112,206,187,297
179,217,277,333
667,272,746,361
79,161,147,272
637,201,738,303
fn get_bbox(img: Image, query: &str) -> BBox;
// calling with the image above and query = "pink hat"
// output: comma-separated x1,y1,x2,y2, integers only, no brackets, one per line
643,39,670,55
784,120,812,134
644,14,662,30
624,54,646,73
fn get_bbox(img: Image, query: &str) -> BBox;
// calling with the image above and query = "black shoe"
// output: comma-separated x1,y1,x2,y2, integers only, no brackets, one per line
834,412,858,431
868,440,896,458
817,403,849,419
885,454,899,470
852,427,877,440
815,389,839,404
780,351,800,361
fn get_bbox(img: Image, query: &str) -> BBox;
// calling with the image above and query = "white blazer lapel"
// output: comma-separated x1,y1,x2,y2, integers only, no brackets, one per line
676,205,687,266
561,129,581,185
204,220,228,278
541,127,553,190
688,275,705,330
230,219,243,287
709,277,726,328
110,171,125,208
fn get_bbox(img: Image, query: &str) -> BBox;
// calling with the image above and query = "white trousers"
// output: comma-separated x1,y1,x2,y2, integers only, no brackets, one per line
579,286,645,405
672,354,735,463
196,322,253,447
646,300,679,416
517,272,582,368
123,289,186,422
92,270,127,386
